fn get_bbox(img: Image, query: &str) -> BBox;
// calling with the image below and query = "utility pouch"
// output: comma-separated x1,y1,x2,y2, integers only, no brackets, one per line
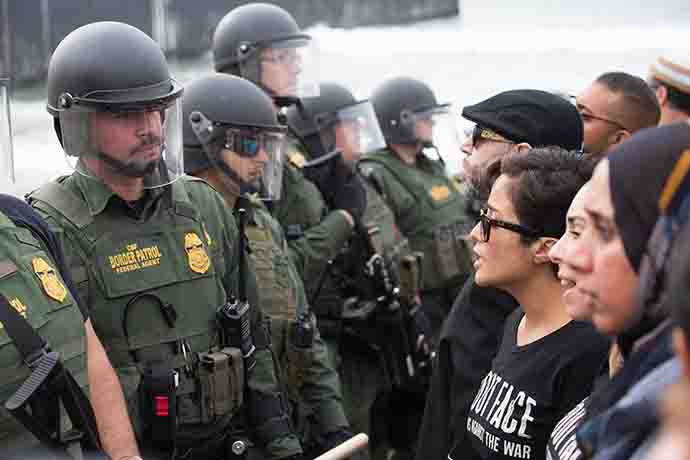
198,351,232,422
452,221,472,272
432,224,462,280
286,315,316,390
140,364,178,447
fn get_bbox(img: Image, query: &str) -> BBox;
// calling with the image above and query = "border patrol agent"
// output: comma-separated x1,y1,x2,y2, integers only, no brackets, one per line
28,22,301,460
360,77,473,342
286,82,432,460
211,3,367,299
182,74,354,458
0,79,141,460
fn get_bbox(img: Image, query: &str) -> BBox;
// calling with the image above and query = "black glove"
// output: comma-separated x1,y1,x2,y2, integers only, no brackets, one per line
330,173,367,227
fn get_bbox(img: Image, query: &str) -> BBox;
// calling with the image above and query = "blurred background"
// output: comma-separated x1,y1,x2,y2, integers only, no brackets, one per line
2,0,690,194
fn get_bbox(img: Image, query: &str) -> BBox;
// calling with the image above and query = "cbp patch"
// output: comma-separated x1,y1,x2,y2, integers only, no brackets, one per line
185,232,210,274
429,185,451,202
288,151,306,169
32,257,67,302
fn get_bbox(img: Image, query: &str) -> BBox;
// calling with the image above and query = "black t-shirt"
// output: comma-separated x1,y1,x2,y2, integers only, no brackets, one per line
459,308,608,460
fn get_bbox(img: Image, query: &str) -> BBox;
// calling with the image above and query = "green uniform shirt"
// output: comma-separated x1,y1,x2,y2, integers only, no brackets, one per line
360,149,473,291
29,174,301,459
0,208,87,453
243,198,348,439
272,144,353,300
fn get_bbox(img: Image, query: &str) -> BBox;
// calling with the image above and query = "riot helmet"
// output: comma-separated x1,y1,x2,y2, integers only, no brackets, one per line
47,22,184,188
212,3,319,105
285,82,385,166
183,74,287,200
370,77,461,159
0,78,14,186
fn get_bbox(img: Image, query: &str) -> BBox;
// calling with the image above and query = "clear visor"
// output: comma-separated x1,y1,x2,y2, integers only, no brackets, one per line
241,38,320,100
0,80,14,186
318,100,386,164
58,98,184,189
410,106,462,171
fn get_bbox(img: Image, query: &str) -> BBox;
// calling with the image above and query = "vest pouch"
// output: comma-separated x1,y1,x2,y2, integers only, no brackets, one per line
220,347,244,412
139,364,178,448
432,224,462,281
198,349,244,423
286,316,316,391
452,221,473,275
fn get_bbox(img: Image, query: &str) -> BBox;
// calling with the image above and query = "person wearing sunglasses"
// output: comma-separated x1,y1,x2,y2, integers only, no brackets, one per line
576,72,659,156
183,73,356,460
456,147,608,460
416,89,584,460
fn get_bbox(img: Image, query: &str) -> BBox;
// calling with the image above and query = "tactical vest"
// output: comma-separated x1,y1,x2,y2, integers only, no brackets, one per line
29,177,242,444
360,152,472,290
0,211,87,443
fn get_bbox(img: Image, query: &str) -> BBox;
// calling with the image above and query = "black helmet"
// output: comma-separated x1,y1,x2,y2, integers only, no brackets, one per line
46,21,184,188
183,74,287,199
285,82,386,161
47,22,181,116
370,77,449,145
212,3,317,105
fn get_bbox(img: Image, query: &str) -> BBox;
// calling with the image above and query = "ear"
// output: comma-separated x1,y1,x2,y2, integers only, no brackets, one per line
532,237,558,265
611,129,631,148
656,85,668,107
514,142,532,153
673,327,690,378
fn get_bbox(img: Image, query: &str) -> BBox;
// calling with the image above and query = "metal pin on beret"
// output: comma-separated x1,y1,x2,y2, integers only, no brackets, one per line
461,89,583,151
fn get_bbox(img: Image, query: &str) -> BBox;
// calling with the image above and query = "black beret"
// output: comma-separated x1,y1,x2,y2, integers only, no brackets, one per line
461,89,583,150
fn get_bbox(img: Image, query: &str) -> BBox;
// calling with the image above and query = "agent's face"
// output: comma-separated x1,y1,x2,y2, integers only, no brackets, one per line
89,109,163,176
549,183,596,321
578,160,641,335
260,47,301,97
334,119,362,166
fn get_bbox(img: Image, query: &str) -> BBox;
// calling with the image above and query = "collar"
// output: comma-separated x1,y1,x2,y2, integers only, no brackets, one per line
72,172,164,217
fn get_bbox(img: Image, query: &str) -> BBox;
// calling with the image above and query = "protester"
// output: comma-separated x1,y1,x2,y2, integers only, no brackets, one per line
455,147,608,460
648,55,690,124
576,72,660,156
573,122,690,459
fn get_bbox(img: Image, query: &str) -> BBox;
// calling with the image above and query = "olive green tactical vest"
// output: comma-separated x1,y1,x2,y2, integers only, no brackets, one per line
243,199,305,322
360,151,473,290
29,177,235,440
0,211,87,443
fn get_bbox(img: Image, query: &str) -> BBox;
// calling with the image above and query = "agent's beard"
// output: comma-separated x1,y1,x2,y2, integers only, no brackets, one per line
98,137,163,178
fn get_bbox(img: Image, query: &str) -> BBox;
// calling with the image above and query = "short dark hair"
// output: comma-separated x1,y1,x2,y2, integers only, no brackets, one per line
650,77,690,115
484,147,597,244
596,72,661,131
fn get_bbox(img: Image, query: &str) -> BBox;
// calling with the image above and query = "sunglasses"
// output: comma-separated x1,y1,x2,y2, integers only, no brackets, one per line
479,208,541,242
471,125,514,146
225,128,281,157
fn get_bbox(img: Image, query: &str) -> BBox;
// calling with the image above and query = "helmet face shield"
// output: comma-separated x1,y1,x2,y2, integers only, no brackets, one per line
317,100,386,165
0,80,14,186
239,37,319,100
408,105,462,161
58,98,184,189
189,111,286,200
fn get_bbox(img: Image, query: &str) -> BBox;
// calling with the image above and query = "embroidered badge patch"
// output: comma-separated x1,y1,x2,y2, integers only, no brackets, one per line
32,257,67,302
185,232,210,274
429,185,451,202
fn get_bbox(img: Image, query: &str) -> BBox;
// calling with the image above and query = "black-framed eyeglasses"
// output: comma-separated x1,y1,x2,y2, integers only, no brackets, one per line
471,125,514,147
479,208,541,242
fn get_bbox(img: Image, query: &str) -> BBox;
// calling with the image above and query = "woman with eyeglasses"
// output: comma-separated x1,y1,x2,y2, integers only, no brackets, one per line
453,147,609,460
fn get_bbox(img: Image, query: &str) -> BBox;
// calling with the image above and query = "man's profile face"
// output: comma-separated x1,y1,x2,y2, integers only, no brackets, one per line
334,119,362,166
576,82,624,156
260,47,301,97
89,110,163,176
463,135,513,185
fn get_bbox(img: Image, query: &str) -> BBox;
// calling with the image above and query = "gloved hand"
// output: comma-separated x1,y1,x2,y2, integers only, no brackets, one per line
330,173,367,228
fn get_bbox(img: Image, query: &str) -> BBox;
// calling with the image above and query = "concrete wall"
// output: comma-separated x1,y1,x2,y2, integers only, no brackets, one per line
1,0,459,84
